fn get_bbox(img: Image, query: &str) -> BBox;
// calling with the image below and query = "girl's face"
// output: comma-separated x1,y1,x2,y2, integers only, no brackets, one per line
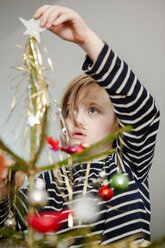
65,84,118,150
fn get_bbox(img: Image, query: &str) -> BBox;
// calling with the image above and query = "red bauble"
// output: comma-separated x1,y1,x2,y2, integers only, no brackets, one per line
98,185,114,201
27,210,71,233
61,144,85,154
46,136,85,155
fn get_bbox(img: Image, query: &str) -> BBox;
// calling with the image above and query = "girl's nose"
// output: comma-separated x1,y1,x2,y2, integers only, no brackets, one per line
75,110,85,125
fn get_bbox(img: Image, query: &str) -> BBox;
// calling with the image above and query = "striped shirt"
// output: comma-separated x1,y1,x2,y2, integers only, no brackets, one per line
0,43,160,246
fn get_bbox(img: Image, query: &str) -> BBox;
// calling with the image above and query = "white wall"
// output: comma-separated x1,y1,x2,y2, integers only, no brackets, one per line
0,0,164,240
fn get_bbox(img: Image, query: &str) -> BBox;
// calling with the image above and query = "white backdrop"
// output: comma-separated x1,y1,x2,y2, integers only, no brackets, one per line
0,0,164,240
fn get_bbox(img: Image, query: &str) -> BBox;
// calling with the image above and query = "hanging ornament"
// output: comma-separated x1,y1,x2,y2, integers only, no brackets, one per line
27,113,40,127
99,170,107,179
27,210,72,233
19,17,46,43
61,143,85,154
27,178,48,207
110,172,129,191
46,137,60,151
46,136,85,155
27,187,48,207
73,195,99,223
4,216,16,229
98,184,113,201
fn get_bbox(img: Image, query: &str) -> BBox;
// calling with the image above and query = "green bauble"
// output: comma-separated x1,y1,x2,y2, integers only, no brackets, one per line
110,173,129,191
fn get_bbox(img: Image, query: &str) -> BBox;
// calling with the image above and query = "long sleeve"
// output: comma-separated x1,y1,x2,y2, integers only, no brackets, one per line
82,43,160,181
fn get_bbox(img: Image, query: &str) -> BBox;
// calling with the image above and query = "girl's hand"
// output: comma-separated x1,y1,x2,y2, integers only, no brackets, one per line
34,5,104,62
0,153,25,200
34,5,90,45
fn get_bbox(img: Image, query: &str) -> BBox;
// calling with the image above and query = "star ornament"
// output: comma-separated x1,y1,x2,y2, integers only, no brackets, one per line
19,17,46,43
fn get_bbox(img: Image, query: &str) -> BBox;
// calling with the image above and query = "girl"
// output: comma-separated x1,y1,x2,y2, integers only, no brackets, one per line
0,5,160,247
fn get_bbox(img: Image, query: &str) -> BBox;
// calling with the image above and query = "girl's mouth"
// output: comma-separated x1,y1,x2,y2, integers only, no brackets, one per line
72,130,86,138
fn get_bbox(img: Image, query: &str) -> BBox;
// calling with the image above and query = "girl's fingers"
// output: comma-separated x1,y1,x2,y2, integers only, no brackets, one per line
39,6,58,27
34,5,75,29
34,5,62,27
53,12,75,26
44,7,61,28
33,4,50,19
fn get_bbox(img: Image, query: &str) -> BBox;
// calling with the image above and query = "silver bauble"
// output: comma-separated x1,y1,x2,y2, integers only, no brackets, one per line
73,194,99,223
4,217,16,229
27,188,48,207
99,170,106,179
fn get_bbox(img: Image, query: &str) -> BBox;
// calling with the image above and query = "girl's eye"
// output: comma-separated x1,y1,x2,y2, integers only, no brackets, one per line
89,107,99,114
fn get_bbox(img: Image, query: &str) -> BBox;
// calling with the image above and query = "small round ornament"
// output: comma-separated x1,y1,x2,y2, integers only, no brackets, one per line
27,210,71,233
99,170,106,179
27,188,48,207
27,178,48,207
73,195,98,222
98,185,113,201
61,144,85,154
110,172,129,191
4,216,16,229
